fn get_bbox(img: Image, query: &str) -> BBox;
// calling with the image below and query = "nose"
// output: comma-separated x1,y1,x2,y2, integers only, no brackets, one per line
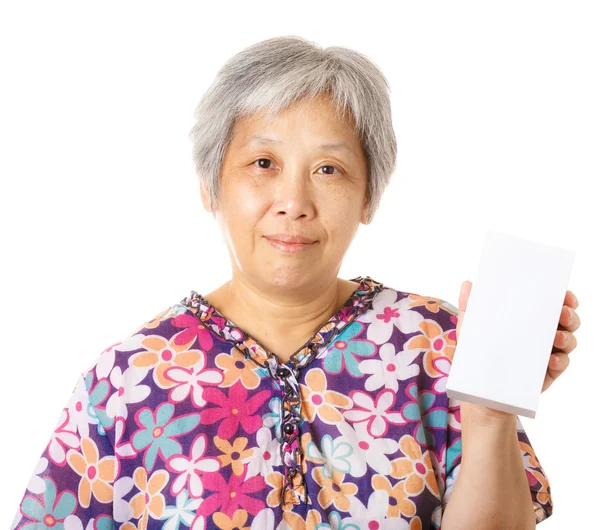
273,170,317,220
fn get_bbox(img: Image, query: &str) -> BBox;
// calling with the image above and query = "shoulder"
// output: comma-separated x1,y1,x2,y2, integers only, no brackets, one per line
80,301,190,379
367,282,458,323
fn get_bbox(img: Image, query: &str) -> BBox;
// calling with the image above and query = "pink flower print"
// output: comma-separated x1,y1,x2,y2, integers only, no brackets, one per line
164,356,223,408
198,463,266,518
343,388,406,437
165,433,220,498
201,381,270,439
47,408,79,466
171,312,215,351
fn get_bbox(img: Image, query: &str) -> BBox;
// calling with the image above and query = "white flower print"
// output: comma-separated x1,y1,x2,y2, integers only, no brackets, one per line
358,342,421,392
343,388,406,437
348,490,410,529
106,365,151,420
361,289,424,345
164,361,223,408
251,508,275,530
25,456,48,494
431,355,451,393
166,433,220,498
160,489,202,530
337,421,398,477
47,408,79,466
94,342,118,379
306,433,356,479
113,475,134,522
63,515,84,530
245,427,282,478
64,376,97,439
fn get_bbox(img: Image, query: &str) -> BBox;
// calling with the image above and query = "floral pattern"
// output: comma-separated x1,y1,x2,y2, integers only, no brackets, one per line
11,276,553,529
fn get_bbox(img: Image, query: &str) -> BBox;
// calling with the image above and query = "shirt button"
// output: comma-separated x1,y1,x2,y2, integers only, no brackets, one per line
276,368,288,379
283,423,295,435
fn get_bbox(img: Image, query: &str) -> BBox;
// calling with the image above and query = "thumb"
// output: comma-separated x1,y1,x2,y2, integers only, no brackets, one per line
456,280,473,343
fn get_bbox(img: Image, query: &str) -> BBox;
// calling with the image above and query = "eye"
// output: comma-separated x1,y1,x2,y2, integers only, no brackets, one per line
253,158,275,169
317,165,341,176
252,158,342,175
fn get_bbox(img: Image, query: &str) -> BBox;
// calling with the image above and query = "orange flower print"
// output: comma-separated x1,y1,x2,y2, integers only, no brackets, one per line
130,466,168,530
390,435,439,497
282,508,323,530
215,347,261,389
66,437,115,508
406,294,447,314
264,471,297,510
130,333,201,389
213,508,251,529
404,318,456,378
311,467,357,511
520,441,552,506
214,435,254,476
372,474,417,518
299,368,352,424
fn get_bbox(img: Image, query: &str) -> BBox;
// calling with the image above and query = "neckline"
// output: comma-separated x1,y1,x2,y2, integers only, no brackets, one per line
179,275,385,370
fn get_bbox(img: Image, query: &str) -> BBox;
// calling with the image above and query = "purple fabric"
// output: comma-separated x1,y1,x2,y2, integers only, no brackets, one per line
11,276,553,529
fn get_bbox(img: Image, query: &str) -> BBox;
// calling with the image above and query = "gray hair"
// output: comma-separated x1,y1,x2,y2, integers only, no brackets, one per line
188,36,397,224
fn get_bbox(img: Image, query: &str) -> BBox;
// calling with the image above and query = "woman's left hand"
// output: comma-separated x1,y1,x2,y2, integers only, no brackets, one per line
455,280,580,421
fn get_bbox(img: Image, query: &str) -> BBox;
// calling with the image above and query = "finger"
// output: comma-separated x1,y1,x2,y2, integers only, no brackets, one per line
559,305,580,333
565,290,579,309
553,330,577,354
548,351,570,373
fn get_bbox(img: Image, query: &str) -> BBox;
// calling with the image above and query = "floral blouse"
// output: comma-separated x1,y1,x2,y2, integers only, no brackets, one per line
11,276,553,530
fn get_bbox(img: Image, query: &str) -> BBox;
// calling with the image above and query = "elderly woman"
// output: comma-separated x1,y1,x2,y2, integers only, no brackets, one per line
12,36,579,530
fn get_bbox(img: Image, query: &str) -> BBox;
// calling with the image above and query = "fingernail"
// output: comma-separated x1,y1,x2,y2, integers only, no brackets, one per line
559,331,567,341
573,294,578,305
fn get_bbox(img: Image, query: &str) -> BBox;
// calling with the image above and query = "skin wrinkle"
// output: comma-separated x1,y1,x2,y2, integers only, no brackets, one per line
198,92,370,363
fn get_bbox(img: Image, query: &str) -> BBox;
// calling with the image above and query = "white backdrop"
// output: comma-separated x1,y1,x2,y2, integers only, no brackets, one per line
1,1,597,527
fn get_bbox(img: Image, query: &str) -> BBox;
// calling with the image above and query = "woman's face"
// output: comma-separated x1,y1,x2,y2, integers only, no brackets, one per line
200,92,370,292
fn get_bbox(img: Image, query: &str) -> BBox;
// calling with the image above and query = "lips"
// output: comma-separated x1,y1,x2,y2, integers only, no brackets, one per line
264,234,316,244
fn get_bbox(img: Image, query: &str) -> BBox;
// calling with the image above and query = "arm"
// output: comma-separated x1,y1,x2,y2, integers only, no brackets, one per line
11,372,115,528
441,404,537,530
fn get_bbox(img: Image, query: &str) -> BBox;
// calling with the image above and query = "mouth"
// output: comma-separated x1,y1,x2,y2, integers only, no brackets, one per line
263,236,317,253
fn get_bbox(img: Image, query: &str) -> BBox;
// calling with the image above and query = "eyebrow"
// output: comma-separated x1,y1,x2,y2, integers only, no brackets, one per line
246,134,355,155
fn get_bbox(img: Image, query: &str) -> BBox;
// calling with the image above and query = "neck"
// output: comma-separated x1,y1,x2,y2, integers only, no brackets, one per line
205,273,358,363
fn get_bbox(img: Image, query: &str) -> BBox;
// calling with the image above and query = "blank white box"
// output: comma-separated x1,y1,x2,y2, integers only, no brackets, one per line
446,230,576,419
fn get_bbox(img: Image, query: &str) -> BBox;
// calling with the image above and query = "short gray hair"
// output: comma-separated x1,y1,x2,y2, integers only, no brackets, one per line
188,36,397,224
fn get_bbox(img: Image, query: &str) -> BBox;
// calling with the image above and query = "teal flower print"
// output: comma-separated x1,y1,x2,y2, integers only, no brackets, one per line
19,477,76,528
84,371,113,434
323,321,376,377
316,511,361,529
262,397,282,442
95,515,115,530
306,434,353,479
160,488,202,529
131,402,201,472
402,383,448,448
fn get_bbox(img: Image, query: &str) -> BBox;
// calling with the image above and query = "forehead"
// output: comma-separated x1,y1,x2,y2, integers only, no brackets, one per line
231,95,361,151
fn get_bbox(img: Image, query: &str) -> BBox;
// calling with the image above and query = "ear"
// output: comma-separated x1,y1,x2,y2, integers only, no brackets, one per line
199,182,214,213
361,198,371,225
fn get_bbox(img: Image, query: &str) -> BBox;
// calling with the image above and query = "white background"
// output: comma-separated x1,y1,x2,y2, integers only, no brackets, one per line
1,1,597,527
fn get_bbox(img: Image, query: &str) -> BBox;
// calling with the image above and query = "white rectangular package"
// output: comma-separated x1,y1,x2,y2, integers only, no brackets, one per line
445,230,576,418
